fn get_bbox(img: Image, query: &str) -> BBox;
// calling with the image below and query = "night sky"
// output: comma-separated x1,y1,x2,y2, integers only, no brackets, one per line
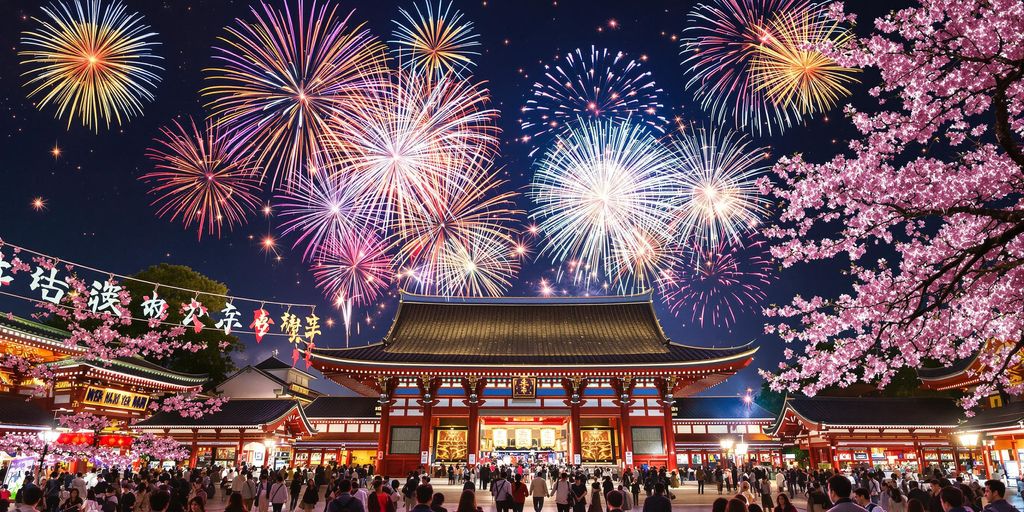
0,0,906,396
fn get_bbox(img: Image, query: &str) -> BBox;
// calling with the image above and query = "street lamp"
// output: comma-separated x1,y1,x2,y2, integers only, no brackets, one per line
37,429,60,479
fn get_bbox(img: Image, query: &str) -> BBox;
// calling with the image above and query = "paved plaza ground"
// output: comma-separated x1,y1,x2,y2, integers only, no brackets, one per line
198,482,1024,512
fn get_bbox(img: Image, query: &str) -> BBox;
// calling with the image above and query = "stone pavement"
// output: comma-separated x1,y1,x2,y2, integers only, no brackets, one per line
200,481,1024,512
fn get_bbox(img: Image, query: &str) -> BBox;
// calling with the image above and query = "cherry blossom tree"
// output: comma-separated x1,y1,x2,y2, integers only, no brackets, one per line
762,0,1024,411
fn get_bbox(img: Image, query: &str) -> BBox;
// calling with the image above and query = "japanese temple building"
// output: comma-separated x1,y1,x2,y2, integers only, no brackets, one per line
307,292,760,474
769,396,964,471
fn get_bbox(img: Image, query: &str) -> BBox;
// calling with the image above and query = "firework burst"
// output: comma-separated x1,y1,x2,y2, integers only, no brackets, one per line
391,0,481,81
668,127,772,248
397,168,522,296
142,117,263,239
522,46,666,153
276,170,375,262
20,0,163,131
531,119,676,288
680,0,807,135
203,0,387,189
312,232,394,307
326,70,500,230
662,237,776,328
750,6,860,115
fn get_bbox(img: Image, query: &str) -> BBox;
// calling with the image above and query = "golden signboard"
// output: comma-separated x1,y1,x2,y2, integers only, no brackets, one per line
515,428,532,448
82,386,150,411
512,376,536,399
434,428,468,461
581,428,615,463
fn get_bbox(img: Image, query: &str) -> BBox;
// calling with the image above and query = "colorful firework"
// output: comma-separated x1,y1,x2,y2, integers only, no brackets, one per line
142,117,263,239
203,0,387,189
530,119,676,288
521,46,666,153
396,168,521,296
20,0,163,131
391,0,481,81
668,127,771,248
326,70,500,229
276,170,374,262
662,237,776,328
679,0,807,135
312,232,394,307
750,7,860,115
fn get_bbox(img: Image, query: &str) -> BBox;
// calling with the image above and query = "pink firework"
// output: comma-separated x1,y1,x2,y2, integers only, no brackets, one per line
661,236,776,328
312,232,394,307
142,116,263,239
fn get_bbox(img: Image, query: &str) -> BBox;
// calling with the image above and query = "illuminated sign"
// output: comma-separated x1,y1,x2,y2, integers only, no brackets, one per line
540,429,556,448
493,429,508,448
82,387,150,411
515,429,532,448
512,377,536,399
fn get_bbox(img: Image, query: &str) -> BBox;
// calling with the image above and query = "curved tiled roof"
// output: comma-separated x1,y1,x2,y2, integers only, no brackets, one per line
959,401,1024,432
916,353,980,380
772,396,962,434
51,357,208,388
310,292,757,367
136,398,310,429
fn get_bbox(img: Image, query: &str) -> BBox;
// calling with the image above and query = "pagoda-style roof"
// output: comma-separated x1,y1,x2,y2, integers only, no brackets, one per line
134,398,314,433
917,352,983,390
303,396,380,419
958,401,1024,433
309,292,757,374
51,357,208,391
0,394,55,431
674,397,776,421
769,396,962,438
0,314,84,357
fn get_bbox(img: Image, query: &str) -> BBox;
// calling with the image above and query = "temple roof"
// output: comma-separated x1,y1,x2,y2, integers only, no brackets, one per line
917,353,980,381
310,292,757,368
674,397,776,421
769,396,962,436
0,394,55,430
135,398,313,431
958,401,1024,432
303,397,380,418
255,357,293,370
51,357,208,389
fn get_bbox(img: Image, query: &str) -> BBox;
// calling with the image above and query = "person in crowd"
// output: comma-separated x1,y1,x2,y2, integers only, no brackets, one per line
15,485,44,512
550,473,570,512
586,483,601,512
223,493,246,512
908,483,931,509
750,504,764,512
618,485,632,512
455,491,481,512
606,491,625,512
267,476,288,512
367,480,394,512
429,494,446,512
713,498,729,512
641,483,670,512
775,493,798,512
511,476,528,512
300,479,318,512
60,489,84,512
186,499,203,512
981,480,1018,512
289,475,303,512
409,486,432,512
239,475,257,512
726,498,748,512
855,489,884,512
826,475,867,512
148,492,171,512
939,487,968,512
529,471,547,512
907,501,926,512
0,484,11,512
328,479,363,512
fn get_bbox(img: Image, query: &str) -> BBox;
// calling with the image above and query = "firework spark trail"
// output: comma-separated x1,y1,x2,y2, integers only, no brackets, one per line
668,126,772,249
312,231,395,307
521,46,666,154
391,0,481,81
20,0,163,131
275,170,376,262
203,0,387,189
680,0,808,135
142,117,263,239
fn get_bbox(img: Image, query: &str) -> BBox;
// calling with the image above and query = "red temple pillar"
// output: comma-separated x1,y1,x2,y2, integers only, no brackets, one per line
236,429,245,466
654,376,679,471
374,376,398,467
562,377,588,466
611,377,636,468
462,377,486,467
417,376,441,463
189,429,199,468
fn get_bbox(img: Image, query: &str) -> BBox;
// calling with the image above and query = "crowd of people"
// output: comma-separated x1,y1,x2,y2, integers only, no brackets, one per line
1,461,1022,512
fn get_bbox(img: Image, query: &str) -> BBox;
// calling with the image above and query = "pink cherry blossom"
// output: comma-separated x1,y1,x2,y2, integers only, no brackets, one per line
763,0,1024,412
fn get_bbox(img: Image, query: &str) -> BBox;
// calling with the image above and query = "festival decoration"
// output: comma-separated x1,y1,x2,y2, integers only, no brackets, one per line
180,299,207,333
19,0,163,131
250,308,275,343
87,280,124,317
215,302,242,335
141,290,169,323
203,0,388,188
29,266,69,304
